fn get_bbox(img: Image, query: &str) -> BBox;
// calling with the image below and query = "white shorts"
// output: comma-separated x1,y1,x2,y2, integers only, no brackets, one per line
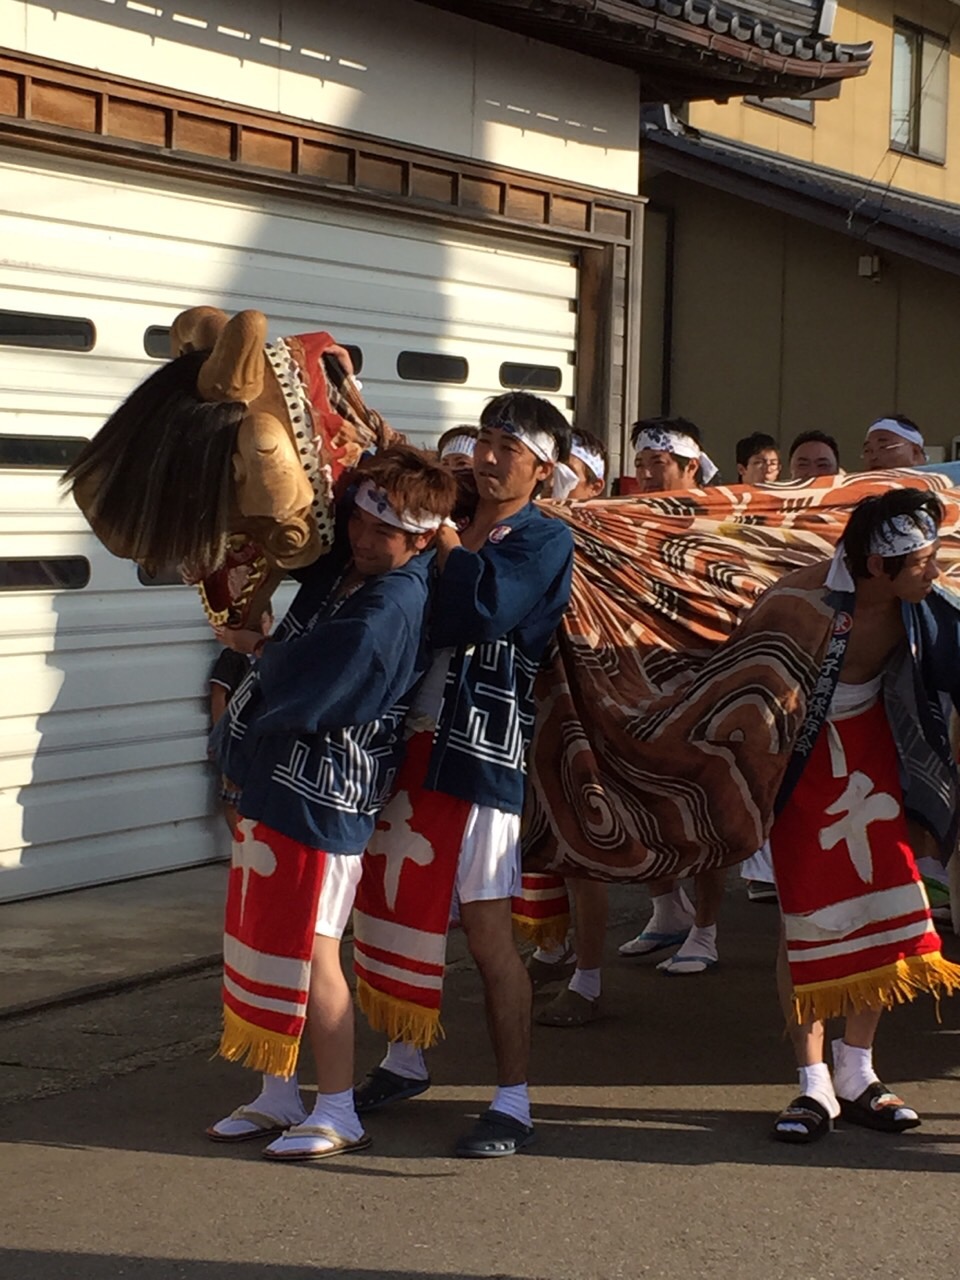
455,804,521,904
314,852,364,938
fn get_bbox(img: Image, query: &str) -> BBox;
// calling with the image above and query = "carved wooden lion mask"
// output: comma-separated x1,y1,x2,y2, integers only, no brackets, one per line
65,306,390,626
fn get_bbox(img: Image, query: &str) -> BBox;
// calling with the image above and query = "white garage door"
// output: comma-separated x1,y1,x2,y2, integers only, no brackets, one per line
0,148,579,901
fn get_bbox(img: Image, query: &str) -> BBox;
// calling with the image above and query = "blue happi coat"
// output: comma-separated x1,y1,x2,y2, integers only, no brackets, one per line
424,502,574,813
217,539,433,853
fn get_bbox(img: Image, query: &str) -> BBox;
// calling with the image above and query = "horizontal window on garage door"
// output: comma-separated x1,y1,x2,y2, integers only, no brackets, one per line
397,351,468,384
0,557,90,590
499,362,563,393
0,309,96,352
0,435,87,468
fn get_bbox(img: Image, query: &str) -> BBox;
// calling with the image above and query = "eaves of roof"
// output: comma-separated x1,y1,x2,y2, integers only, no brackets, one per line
420,0,873,101
642,125,960,276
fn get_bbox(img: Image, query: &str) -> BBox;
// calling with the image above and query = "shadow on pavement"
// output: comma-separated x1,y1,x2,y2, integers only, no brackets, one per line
0,1257,532,1280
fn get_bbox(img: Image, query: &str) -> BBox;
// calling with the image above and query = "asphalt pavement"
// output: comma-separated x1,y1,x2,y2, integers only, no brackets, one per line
1,882,959,1280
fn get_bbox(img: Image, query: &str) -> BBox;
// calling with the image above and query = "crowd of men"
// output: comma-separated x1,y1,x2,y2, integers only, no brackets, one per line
204,397,958,1160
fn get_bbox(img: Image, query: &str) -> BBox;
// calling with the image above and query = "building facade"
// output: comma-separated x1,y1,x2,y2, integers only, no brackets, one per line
640,0,960,473
0,0,870,899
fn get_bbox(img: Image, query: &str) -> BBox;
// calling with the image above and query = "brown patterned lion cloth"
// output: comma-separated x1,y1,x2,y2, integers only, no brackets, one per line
521,468,960,887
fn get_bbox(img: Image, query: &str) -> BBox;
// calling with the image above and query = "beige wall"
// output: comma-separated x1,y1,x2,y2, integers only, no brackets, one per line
640,174,960,477
688,0,960,202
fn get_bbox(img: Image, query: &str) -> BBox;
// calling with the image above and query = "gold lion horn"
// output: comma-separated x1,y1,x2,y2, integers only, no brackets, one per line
169,306,229,356
196,309,268,406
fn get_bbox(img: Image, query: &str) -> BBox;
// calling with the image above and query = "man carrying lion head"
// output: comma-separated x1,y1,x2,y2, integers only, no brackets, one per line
205,444,456,1162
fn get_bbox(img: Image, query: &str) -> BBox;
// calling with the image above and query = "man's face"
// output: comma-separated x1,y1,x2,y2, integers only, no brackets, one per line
790,442,838,480
348,504,428,577
739,449,780,484
635,448,698,493
474,426,550,503
861,430,925,470
886,541,941,604
566,454,604,501
440,451,474,475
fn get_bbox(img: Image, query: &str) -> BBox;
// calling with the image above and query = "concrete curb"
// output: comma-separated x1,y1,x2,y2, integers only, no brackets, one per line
0,955,222,1023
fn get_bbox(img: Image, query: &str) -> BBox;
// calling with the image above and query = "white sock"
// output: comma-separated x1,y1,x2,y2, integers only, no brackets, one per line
306,1088,363,1139
798,1062,840,1119
263,1087,364,1156
259,1072,304,1114
832,1038,880,1101
532,940,569,964
210,1071,305,1136
381,1040,429,1081
649,886,695,933
672,923,718,962
568,966,601,1001
491,1083,531,1128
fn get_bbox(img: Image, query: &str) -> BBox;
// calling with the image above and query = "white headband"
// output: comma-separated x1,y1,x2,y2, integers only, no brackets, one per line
354,478,443,534
570,439,606,483
440,434,476,460
489,417,559,463
551,461,580,500
868,510,938,558
634,426,719,484
867,418,925,448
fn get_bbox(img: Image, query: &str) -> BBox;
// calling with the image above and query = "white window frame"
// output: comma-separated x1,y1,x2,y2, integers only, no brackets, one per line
890,19,949,164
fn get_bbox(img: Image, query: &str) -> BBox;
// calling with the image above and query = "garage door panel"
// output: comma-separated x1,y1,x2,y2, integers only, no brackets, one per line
0,149,579,901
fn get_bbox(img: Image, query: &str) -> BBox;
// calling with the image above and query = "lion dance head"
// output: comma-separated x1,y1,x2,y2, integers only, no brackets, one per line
64,306,391,626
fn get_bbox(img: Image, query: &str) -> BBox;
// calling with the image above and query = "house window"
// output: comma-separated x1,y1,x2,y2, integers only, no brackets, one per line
745,97,814,124
144,326,171,358
0,557,90,591
0,309,95,351
499,362,563,392
0,434,87,468
396,352,468,383
891,20,949,162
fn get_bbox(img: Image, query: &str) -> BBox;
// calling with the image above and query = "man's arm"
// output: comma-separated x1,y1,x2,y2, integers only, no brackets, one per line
431,523,574,648
252,590,423,735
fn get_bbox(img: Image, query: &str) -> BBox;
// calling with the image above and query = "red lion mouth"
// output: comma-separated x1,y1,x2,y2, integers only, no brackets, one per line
196,536,270,629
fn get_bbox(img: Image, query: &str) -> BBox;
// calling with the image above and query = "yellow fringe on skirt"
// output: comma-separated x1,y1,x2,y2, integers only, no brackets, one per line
511,909,571,951
356,977,443,1050
218,1006,300,1079
791,952,960,1026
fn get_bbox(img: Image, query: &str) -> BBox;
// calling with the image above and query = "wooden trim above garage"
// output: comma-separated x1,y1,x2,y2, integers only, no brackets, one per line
0,49,641,248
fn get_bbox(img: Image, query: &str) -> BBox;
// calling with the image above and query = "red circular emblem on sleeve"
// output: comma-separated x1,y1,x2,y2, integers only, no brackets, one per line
833,611,853,635
488,525,512,543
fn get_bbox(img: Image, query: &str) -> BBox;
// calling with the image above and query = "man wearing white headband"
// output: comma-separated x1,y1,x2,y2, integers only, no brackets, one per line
632,415,719,492
437,424,477,475
206,445,456,1161
767,487,960,1145
615,415,729,982
862,415,927,470
552,427,608,501
353,391,575,1158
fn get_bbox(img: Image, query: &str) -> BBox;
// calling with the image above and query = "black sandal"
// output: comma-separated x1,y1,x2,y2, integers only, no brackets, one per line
454,1109,535,1159
839,1082,921,1133
353,1067,431,1114
772,1095,833,1144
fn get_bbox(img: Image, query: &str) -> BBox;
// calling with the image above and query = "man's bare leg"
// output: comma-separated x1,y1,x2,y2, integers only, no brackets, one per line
262,935,366,1158
449,896,535,1156
460,897,531,1089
